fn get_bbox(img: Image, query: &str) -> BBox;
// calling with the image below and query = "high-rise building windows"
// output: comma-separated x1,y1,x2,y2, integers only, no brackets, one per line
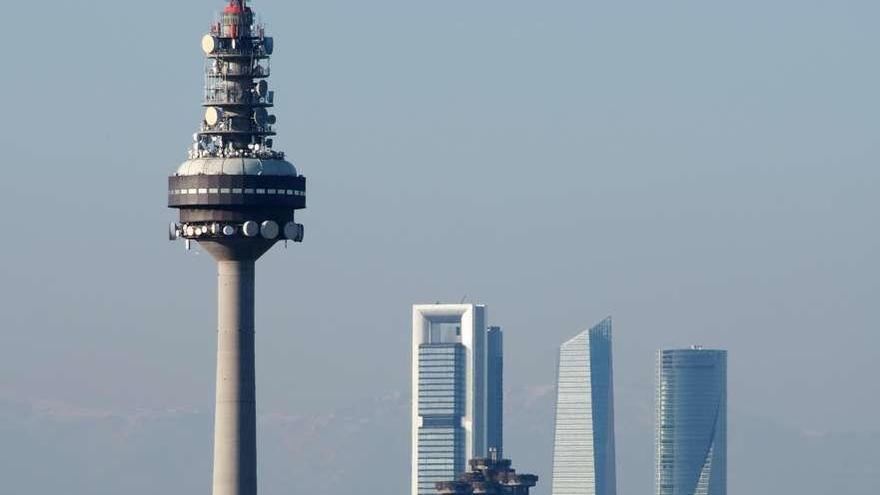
551,317,617,495
412,304,503,495
655,348,727,495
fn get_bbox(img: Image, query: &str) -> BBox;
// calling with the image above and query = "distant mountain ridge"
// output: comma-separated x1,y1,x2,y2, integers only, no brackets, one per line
0,388,877,495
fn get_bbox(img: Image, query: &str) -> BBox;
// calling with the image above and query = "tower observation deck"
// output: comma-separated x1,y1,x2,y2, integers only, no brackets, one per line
168,0,305,256
166,2,305,495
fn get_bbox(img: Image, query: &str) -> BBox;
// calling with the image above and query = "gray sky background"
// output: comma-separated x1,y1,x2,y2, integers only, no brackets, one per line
0,1,877,494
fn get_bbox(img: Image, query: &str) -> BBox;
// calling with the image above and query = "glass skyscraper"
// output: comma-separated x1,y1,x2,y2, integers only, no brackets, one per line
486,326,503,455
412,304,503,495
656,347,727,495
551,317,617,495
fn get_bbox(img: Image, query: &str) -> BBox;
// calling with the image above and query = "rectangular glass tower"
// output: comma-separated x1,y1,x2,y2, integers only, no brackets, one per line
486,326,503,455
412,304,502,495
417,343,466,492
551,317,617,495
655,347,727,495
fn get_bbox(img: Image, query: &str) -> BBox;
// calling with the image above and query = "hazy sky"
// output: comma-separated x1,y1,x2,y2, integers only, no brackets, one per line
0,1,877,494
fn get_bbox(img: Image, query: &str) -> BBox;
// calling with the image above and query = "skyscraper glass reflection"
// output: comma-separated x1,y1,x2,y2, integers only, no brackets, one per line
656,347,727,495
486,326,503,455
551,317,617,495
412,304,503,495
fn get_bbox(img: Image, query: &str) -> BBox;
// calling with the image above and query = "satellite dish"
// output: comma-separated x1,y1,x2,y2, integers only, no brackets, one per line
267,114,277,125
201,34,218,54
260,220,279,239
169,222,179,241
255,80,269,97
284,222,304,242
205,107,223,126
264,139,273,148
253,108,269,125
242,221,259,237
264,36,274,55
222,225,236,236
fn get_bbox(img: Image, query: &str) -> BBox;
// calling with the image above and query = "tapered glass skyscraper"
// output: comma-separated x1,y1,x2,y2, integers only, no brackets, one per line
656,347,727,495
412,304,503,495
551,317,617,495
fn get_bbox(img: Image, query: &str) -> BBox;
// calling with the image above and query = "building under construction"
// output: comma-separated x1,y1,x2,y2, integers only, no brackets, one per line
435,451,538,495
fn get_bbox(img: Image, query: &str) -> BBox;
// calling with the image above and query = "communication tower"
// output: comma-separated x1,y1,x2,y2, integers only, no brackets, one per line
166,2,305,494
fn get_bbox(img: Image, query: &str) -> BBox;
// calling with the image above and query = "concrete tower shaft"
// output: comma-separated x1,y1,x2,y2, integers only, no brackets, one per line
167,2,306,495
213,259,257,495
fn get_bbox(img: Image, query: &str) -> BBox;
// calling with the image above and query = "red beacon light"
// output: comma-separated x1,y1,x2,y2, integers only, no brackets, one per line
223,0,249,15
220,0,253,39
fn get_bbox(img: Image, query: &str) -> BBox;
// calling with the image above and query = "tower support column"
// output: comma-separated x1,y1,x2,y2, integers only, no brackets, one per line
213,259,258,495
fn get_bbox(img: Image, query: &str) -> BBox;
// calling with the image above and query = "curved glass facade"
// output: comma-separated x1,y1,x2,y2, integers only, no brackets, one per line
655,348,727,495
551,318,617,495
